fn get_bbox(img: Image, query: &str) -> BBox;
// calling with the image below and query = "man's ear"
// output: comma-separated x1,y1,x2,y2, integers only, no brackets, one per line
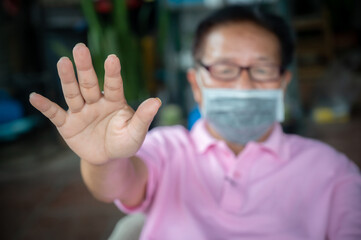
187,68,202,106
281,70,292,92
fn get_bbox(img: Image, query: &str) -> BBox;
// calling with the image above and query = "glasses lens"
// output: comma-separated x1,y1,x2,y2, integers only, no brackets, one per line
209,63,239,80
250,66,280,81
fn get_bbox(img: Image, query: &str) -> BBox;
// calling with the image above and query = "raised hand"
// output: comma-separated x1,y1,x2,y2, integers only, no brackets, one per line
30,43,161,165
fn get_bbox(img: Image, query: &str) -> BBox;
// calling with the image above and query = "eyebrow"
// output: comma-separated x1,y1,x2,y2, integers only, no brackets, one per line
209,56,277,64
255,56,274,61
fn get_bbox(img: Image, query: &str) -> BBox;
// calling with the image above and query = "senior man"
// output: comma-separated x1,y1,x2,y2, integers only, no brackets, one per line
30,5,361,240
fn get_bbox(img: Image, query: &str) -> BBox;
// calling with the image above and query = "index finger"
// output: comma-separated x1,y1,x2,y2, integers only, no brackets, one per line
103,54,125,103
57,57,84,113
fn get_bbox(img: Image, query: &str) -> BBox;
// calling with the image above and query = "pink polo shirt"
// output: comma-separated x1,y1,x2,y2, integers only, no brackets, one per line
115,119,361,240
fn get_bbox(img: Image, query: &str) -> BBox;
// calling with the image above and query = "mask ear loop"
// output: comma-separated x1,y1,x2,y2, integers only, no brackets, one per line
276,78,287,122
279,72,289,92
195,70,207,117
195,70,205,88
278,75,289,107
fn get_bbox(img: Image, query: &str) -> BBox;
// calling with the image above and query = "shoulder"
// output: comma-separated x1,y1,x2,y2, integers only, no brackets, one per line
146,125,191,143
142,125,195,153
285,133,337,156
284,133,359,175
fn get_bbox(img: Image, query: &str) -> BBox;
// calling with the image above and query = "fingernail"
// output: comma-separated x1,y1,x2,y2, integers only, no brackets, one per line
57,57,69,74
73,43,87,58
155,97,162,105
106,54,118,63
29,92,36,98
58,56,68,62
75,42,86,48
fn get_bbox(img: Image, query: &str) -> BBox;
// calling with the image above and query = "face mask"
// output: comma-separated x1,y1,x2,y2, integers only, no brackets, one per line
197,73,285,145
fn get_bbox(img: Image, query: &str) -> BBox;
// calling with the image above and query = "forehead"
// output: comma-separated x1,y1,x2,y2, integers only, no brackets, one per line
202,22,281,64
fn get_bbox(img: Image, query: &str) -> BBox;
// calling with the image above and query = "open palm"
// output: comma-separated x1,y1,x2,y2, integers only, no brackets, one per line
30,43,161,165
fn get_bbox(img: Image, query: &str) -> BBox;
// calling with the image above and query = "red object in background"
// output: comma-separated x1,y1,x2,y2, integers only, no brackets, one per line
3,0,21,17
95,0,113,14
127,0,142,9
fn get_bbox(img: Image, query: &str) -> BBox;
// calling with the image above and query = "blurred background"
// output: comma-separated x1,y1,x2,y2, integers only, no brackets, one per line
0,0,360,239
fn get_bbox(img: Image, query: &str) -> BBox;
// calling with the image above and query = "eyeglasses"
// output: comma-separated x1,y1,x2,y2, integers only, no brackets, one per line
197,61,282,82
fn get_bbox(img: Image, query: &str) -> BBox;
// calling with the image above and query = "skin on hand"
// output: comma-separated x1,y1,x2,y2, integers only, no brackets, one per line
29,43,162,165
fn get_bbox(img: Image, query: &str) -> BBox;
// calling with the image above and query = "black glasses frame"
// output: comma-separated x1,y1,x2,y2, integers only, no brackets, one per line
197,61,283,82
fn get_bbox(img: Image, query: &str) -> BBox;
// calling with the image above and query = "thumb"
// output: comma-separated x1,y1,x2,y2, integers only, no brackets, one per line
127,97,162,142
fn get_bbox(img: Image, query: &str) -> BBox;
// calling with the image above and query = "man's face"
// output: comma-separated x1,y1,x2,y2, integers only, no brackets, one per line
188,21,291,106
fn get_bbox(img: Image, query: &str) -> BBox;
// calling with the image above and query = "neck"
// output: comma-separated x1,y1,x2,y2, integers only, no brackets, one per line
205,122,274,156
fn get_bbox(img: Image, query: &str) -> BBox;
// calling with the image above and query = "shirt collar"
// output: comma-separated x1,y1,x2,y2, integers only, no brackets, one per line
258,123,287,161
191,119,287,160
190,119,218,154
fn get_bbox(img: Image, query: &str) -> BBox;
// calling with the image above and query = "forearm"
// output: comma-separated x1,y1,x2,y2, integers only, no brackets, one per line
80,156,148,206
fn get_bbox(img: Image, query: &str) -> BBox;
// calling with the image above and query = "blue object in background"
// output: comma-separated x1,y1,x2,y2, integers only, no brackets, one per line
0,100,24,124
168,0,204,5
0,115,41,141
188,105,201,130
0,90,24,124
0,89,40,141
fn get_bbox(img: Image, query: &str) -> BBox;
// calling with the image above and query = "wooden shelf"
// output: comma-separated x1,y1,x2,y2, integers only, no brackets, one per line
298,65,326,80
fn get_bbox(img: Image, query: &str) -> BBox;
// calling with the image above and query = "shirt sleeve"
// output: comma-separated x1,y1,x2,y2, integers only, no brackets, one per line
327,155,361,240
114,128,168,214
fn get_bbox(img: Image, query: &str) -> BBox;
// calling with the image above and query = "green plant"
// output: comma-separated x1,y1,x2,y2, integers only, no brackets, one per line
81,0,144,103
